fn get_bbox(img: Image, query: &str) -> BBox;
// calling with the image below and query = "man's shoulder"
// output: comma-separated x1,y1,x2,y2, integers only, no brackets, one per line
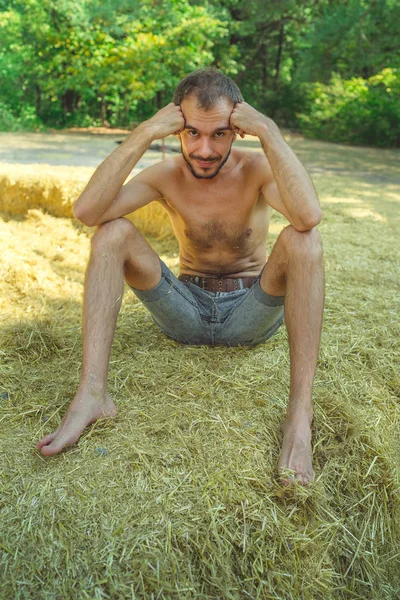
232,146,268,163
137,154,179,173
134,155,183,186
231,147,271,175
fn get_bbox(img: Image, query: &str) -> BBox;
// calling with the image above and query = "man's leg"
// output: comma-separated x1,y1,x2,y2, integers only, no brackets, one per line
260,225,324,485
37,218,161,456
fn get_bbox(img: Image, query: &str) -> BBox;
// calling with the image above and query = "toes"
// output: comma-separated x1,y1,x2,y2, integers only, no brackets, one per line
294,471,314,486
280,475,303,487
280,477,295,487
38,427,79,456
39,430,78,456
37,433,57,450
40,439,67,456
296,473,308,486
278,467,296,486
278,468,314,487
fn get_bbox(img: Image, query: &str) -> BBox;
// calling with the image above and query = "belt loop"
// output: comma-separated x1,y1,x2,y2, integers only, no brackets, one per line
238,278,243,290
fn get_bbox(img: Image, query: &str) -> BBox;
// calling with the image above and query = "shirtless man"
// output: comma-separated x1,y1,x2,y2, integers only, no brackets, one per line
37,69,324,485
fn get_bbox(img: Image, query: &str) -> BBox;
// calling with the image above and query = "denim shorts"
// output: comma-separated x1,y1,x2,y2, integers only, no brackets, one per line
129,259,284,347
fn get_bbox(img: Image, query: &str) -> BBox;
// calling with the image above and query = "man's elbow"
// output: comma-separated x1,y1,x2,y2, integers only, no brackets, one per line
293,207,322,232
73,202,97,227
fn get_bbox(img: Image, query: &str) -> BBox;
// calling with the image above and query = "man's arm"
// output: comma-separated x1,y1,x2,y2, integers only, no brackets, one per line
73,103,184,227
230,102,321,232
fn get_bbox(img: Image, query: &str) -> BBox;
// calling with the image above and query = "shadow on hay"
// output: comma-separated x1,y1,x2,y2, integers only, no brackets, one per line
2,313,400,598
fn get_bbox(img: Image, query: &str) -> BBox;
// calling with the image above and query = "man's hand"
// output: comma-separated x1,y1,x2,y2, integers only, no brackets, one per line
230,101,269,138
74,102,184,226
142,103,185,141
232,103,321,233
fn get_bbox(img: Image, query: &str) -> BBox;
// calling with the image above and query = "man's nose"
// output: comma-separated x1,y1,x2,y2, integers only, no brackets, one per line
198,137,213,158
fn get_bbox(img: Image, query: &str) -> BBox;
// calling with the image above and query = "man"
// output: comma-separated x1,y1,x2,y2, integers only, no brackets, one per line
37,68,324,486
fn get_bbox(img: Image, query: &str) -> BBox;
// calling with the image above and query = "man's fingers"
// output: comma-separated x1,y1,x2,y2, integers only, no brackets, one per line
232,124,245,138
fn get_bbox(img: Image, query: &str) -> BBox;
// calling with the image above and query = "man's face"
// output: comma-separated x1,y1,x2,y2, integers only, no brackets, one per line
178,96,236,180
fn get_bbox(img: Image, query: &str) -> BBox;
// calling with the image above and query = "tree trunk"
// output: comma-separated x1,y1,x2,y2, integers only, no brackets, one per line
157,91,165,159
35,84,41,117
262,41,268,88
100,94,106,124
62,90,75,115
274,23,285,91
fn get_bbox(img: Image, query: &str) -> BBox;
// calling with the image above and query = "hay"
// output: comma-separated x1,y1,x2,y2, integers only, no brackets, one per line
0,162,173,238
0,163,88,218
0,139,399,599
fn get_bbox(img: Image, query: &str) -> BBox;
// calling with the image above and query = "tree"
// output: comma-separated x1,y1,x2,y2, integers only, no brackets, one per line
0,0,236,128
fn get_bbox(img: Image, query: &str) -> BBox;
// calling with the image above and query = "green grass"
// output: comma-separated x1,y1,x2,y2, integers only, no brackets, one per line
0,138,399,599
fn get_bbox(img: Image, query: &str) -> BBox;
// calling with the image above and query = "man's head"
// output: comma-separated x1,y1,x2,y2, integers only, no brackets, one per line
173,68,243,180
173,67,243,110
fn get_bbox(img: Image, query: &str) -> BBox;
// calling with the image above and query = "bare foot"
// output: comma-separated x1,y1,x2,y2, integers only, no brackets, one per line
37,390,117,456
277,407,314,486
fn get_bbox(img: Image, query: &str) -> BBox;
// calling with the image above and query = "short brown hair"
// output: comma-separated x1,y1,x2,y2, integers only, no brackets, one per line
173,67,243,109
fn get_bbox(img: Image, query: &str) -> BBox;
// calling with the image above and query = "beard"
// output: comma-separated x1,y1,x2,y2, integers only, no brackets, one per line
180,142,233,180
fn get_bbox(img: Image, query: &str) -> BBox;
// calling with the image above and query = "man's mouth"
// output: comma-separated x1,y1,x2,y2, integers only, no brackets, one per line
192,157,219,168
181,142,232,180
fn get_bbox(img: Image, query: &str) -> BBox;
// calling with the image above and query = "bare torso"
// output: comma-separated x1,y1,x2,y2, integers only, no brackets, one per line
152,148,271,277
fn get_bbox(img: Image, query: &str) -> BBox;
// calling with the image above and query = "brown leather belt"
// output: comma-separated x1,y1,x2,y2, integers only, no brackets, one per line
178,274,257,292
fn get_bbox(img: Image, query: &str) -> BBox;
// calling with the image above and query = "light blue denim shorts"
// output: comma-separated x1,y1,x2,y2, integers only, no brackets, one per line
129,259,284,347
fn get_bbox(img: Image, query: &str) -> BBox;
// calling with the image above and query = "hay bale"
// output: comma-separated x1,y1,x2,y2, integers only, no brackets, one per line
129,199,173,239
0,162,173,238
0,163,89,218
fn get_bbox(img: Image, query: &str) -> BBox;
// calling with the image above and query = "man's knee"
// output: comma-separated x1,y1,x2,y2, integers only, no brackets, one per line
91,217,137,253
279,225,322,261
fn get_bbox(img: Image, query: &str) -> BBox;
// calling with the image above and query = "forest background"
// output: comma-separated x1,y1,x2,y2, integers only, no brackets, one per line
0,0,399,148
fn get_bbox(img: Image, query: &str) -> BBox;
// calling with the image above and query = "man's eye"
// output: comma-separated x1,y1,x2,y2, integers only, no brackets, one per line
215,132,225,138
189,130,198,137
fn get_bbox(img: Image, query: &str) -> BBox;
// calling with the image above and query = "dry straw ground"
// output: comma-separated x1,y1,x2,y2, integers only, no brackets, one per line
0,137,399,599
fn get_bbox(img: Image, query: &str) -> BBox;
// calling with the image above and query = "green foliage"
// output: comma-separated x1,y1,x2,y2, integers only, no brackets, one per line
0,102,44,131
298,68,400,147
0,0,398,146
296,0,400,82
0,0,234,128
